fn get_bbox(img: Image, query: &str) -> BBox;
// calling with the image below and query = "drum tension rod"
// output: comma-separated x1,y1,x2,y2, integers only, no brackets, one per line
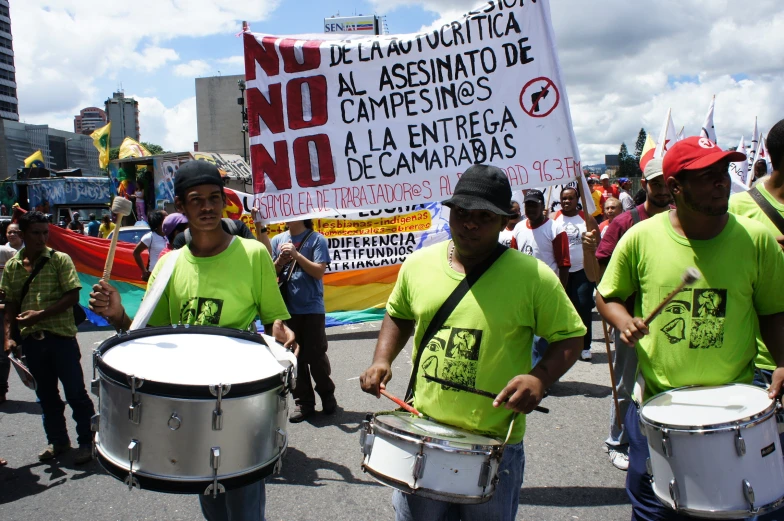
743,479,757,514
205,447,225,498
210,384,231,431
128,376,144,425
125,440,140,491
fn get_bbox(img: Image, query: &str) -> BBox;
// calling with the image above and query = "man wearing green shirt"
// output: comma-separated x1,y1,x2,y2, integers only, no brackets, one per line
729,119,784,387
90,160,296,521
596,137,784,520
360,164,586,521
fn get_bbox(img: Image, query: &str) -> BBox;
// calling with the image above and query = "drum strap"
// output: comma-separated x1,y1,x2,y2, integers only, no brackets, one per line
749,186,784,234
130,249,182,330
404,243,508,403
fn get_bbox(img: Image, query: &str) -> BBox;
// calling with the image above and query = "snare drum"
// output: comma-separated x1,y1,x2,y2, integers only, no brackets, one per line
360,412,504,504
640,384,784,518
92,326,295,495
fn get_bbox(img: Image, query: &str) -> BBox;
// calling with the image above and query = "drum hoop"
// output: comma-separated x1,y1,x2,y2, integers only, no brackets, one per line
362,464,494,505
95,326,286,399
372,413,503,454
640,384,778,433
656,490,784,519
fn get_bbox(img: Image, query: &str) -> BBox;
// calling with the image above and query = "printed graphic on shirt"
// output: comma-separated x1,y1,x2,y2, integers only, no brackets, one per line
420,326,483,389
658,288,727,349
562,221,582,246
180,297,224,325
521,243,534,256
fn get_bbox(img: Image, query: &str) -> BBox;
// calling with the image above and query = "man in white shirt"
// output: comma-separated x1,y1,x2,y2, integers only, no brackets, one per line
133,210,167,281
617,178,635,211
497,200,521,247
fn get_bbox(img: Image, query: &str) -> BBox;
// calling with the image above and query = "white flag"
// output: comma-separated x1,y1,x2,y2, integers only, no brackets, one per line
700,95,716,143
748,117,758,173
653,108,678,159
729,136,748,193
753,133,773,177
676,126,685,142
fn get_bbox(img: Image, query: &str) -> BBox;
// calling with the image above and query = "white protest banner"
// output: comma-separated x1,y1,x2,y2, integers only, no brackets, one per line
243,0,581,222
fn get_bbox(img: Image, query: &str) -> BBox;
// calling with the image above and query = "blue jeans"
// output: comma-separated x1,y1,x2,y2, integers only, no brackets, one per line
392,440,525,521
565,269,595,352
532,336,549,368
606,329,638,449
199,481,266,521
22,334,95,446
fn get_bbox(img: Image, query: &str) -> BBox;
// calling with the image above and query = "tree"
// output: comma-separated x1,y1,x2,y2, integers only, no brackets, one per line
618,142,637,177
633,128,647,160
109,146,120,161
141,142,169,155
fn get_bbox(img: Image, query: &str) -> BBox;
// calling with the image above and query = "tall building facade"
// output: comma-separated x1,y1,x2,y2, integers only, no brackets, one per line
74,106,107,135
0,0,18,121
196,75,246,157
104,91,139,148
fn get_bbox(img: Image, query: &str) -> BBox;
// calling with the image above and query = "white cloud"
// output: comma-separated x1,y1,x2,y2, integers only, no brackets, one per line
369,0,784,163
134,96,198,153
173,59,213,78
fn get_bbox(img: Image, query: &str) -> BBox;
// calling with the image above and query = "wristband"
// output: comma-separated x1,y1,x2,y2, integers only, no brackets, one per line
258,226,268,234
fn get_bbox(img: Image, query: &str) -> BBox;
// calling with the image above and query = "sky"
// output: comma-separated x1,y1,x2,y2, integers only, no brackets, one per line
12,0,784,164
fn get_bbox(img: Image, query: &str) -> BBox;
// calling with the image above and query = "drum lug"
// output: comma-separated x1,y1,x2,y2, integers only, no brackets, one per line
90,378,100,397
743,479,758,514
661,429,672,458
204,447,225,498
645,457,652,476
735,429,746,457
413,452,427,480
91,413,100,432
276,428,286,450
128,376,144,425
277,393,287,413
282,365,296,392
91,348,98,380
168,412,182,431
210,384,230,431
669,478,680,511
125,440,141,491
478,461,492,488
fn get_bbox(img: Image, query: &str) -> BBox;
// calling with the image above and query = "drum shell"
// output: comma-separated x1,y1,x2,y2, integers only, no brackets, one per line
95,374,288,483
641,396,784,517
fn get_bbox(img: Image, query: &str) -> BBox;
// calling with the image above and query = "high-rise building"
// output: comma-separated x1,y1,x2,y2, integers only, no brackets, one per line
0,0,19,121
74,106,107,135
104,91,140,148
196,75,246,157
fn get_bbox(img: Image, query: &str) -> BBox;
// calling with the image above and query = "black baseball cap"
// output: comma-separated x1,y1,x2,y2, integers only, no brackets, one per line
442,164,514,216
523,190,545,205
174,160,224,197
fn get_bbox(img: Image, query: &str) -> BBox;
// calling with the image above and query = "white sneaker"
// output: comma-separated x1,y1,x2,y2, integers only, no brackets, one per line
581,349,592,361
608,448,629,471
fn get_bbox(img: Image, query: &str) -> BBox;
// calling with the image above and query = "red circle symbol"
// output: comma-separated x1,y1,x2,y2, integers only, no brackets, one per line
520,77,560,118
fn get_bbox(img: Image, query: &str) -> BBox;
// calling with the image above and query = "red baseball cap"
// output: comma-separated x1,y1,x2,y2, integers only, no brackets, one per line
662,136,746,180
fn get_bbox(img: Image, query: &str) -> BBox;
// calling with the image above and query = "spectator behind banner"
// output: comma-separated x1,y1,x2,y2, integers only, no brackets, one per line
133,210,168,282
587,178,604,223
617,178,635,211
598,197,623,238
157,212,189,260
99,214,115,239
598,173,620,202
67,212,84,235
85,214,100,237
498,200,522,247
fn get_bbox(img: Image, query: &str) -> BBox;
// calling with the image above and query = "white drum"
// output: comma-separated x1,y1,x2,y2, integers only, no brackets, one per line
92,326,295,495
360,412,505,504
640,384,784,518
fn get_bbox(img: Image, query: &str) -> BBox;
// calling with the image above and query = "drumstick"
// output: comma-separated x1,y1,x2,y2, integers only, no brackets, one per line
423,374,549,414
643,267,701,326
575,172,622,428
102,197,133,281
380,389,423,418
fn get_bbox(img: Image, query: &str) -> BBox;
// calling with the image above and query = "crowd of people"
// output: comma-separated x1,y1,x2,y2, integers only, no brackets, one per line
1,117,784,521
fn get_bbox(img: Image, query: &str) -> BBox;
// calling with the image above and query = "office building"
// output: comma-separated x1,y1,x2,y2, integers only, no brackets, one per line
104,91,140,148
74,106,107,135
196,75,246,157
0,0,18,121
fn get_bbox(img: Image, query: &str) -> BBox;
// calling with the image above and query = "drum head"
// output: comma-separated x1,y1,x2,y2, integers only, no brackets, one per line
641,384,774,428
375,412,503,448
101,331,284,386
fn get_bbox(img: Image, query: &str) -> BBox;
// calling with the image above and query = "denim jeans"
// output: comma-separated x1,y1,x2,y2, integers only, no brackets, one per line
531,336,549,368
392,440,525,521
605,328,638,449
199,481,266,521
22,334,95,446
565,269,595,352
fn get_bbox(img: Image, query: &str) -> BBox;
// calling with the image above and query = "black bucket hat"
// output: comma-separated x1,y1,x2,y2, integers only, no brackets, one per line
442,164,514,216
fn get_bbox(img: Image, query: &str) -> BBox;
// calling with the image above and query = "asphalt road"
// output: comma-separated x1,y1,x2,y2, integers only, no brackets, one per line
0,317,630,521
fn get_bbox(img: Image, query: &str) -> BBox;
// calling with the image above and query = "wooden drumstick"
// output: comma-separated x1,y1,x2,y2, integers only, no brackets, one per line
643,268,701,326
380,389,423,418
102,197,133,281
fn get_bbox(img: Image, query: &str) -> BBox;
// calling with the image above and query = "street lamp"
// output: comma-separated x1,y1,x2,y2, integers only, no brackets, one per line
237,79,248,163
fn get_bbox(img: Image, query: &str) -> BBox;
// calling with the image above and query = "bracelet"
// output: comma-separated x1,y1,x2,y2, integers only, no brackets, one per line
258,226,268,234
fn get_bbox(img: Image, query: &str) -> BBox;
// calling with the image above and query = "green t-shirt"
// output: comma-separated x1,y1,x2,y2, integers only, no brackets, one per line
387,242,586,444
147,237,290,329
729,184,784,370
597,211,784,400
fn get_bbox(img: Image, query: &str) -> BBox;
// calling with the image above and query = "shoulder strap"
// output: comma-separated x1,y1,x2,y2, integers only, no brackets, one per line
18,251,52,306
630,206,641,225
404,243,508,402
130,249,182,331
222,218,239,235
749,186,784,234
282,230,315,283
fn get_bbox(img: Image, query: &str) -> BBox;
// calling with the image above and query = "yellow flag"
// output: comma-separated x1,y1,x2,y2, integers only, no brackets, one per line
24,150,45,169
91,122,111,168
119,137,151,159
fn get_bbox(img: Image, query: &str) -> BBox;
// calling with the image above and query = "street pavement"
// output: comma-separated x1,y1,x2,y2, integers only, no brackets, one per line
0,317,630,521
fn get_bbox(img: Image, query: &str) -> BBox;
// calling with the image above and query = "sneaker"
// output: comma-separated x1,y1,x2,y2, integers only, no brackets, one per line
38,443,71,461
608,448,629,471
73,445,93,465
321,395,338,415
581,349,592,361
289,405,314,424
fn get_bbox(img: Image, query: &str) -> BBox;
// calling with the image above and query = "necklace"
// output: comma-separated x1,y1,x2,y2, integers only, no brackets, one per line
448,241,454,268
